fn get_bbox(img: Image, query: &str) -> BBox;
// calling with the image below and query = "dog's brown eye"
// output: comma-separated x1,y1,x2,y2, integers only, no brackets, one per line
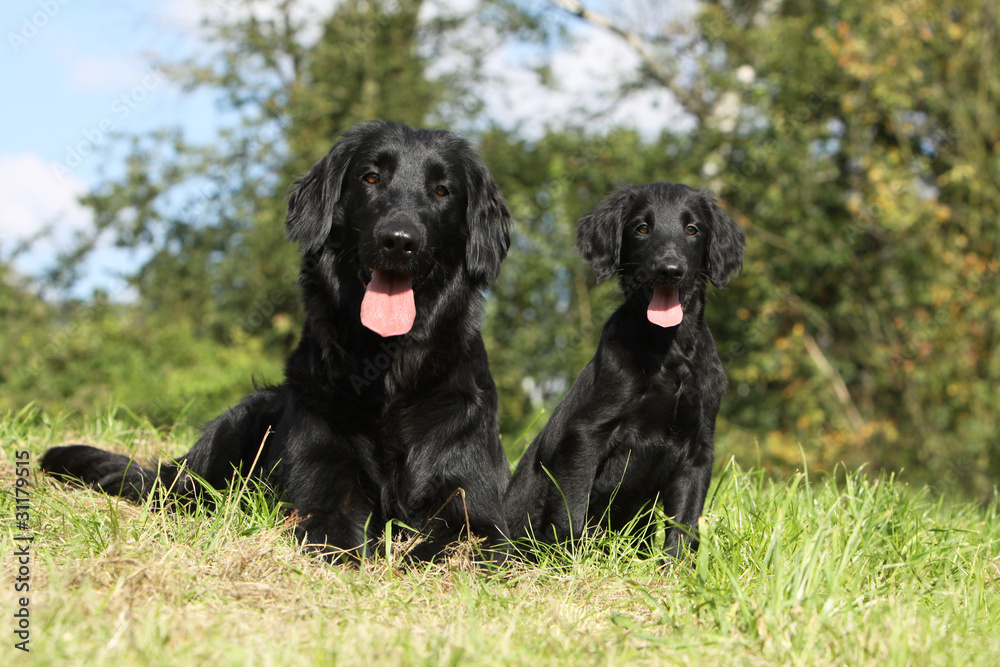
636,223,650,235
362,172,380,184
686,224,699,236
434,185,450,197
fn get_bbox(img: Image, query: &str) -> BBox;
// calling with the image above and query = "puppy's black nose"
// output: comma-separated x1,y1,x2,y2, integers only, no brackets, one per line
378,226,422,262
657,263,685,282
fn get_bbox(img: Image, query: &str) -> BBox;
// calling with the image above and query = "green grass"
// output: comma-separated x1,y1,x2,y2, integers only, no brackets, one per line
2,406,999,665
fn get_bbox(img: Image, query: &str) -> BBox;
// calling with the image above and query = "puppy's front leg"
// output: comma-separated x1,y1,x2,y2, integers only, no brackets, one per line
534,427,605,545
660,459,712,558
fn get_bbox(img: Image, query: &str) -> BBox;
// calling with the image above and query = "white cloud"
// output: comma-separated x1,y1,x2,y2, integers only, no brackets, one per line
479,23,691,139
0,152,90,250
163,0,332,42
0,151,95,285
0,152,142,298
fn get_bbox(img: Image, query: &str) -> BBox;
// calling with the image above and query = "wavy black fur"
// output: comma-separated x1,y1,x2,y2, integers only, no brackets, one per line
42,121,512,562
504,182,745,558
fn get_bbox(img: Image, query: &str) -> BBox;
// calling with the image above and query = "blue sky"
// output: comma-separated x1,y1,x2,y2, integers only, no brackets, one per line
0,1,229,295
0,0,685,297
5,2,199,153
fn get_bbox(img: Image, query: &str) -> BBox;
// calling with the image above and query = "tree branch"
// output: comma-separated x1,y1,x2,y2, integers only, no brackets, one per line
548,0,703,117
802,333,866,433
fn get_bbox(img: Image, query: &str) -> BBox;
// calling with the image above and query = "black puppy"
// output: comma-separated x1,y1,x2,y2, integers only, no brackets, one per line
43,121,512,562
504,182,745,557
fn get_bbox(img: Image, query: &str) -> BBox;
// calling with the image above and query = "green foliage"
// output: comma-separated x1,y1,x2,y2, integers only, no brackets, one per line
4,0,999,498
689,0,1000,497
0,284,283,428
285,0,441,168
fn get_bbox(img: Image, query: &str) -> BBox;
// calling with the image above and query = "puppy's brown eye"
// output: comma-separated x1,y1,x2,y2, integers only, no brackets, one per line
686,224,699,236
362,172,380,184
636,223,650,235
434,185,450,197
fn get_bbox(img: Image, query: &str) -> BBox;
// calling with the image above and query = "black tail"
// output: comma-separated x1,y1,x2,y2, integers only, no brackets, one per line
41,387,287,504
40,445,187,503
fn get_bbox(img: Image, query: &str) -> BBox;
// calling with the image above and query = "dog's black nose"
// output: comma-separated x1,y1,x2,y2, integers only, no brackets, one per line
378,226,422,262
657,263,685,282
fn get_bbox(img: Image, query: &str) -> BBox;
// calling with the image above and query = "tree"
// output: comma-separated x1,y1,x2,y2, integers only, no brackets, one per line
12,0,998,498
36,0,465,425
542,0,999,497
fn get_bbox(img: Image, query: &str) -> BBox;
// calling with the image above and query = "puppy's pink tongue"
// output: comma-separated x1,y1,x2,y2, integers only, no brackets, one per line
361,270,415,337
648,287,683,328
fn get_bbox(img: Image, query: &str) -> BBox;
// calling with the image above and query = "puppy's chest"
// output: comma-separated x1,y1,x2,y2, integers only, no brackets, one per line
611,376,700,446
591,387,701,497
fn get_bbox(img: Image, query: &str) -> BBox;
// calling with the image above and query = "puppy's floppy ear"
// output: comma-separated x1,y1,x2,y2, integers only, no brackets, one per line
576,185,638,282
699,191,746,287
464,154,511,285
285,128,362,254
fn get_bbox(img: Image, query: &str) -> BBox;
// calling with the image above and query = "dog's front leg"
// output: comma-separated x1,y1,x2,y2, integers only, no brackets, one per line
395,431,511,562
660,458,712,558
401,477,509,563
279,416,382,562
531,425,605,545
285,459,380,562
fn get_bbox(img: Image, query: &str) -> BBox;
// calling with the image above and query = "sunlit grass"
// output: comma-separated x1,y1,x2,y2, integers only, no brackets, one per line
2,407,998,665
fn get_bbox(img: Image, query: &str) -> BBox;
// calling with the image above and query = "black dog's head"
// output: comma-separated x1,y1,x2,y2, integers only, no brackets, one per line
577,182,745,328
285,120,511,337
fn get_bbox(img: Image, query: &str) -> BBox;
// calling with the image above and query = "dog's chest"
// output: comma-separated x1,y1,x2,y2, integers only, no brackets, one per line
591,382,701,494
629,366,699,433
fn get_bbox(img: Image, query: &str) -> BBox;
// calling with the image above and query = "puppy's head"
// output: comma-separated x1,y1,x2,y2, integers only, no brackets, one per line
285,121,510,337
577,182,745,327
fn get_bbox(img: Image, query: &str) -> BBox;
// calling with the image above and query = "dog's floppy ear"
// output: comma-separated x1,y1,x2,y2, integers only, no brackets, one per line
464,155,511,285
576,185,638,282
285,129,363,254
700,191,746,287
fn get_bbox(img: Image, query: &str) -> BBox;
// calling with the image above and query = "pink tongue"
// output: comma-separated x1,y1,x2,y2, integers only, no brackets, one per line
647,287,683,328
361,270,416,337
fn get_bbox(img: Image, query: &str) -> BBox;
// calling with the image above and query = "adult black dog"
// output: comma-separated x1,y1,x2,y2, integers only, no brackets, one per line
504,182,745,558
42,121,512,562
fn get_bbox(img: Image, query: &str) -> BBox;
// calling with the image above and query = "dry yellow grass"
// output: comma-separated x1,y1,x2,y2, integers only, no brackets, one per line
2,411,999,665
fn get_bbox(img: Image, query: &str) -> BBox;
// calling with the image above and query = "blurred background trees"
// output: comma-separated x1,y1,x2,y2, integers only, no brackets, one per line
2,0,997,500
